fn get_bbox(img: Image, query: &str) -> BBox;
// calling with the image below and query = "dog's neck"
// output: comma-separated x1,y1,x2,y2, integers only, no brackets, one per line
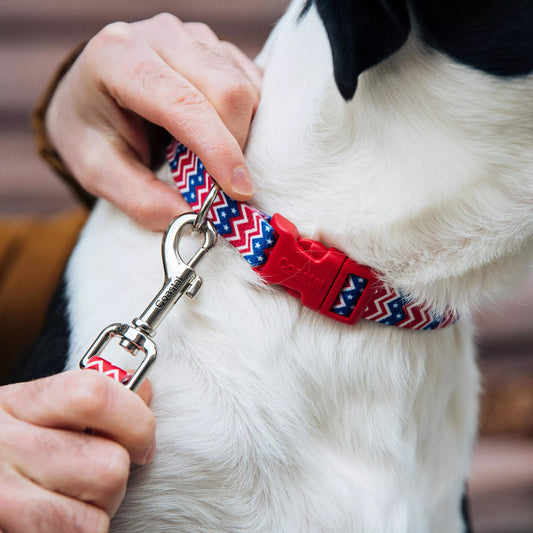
245,1,533,314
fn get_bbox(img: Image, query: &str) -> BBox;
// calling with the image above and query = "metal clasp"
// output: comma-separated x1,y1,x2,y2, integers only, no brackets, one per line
137,212,217,333
80,213,217,391
194,183,220,230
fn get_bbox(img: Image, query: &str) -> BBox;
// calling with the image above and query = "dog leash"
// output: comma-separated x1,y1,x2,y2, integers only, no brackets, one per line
80,212,217,390
80,141,456,390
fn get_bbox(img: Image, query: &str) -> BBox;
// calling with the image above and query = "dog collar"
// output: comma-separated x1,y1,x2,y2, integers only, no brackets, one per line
166,140,456,330
79,140,458,389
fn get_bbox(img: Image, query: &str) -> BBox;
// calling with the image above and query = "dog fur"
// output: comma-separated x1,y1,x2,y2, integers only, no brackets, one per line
55,0,533,531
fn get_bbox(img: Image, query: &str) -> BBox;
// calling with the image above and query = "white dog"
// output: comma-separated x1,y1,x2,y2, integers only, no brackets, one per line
37,0,533,531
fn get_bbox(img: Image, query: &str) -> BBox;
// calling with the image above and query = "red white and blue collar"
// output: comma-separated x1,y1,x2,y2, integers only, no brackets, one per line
167,140,456,330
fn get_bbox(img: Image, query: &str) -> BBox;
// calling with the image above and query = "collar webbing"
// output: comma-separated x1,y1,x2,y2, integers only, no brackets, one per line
167,140,456,330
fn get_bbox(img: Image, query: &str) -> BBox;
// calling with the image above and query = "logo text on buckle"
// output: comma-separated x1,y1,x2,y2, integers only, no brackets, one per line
278,257,325,291
258,213,379,324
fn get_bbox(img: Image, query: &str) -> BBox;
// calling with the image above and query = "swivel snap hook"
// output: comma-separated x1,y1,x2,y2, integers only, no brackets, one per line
194,183,220,230
80,212,217,391
142,213,217,333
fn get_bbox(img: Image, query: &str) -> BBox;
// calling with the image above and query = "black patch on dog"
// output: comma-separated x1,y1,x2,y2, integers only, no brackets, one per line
12,277,71,383
300,0,313,18
461,489,474,533
303,0,533,100
409,0,533,78
301,0,411,100
410,0,533,77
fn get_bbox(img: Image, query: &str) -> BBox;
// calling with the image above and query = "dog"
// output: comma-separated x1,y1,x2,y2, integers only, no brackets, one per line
30,0,533,531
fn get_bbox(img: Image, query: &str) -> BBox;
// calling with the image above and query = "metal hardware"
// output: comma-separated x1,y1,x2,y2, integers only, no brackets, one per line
80,213,217,391
194,183,220,230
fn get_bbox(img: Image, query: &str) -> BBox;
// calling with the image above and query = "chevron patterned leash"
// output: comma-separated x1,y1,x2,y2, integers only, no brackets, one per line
167,140,457,330
83,356,132,384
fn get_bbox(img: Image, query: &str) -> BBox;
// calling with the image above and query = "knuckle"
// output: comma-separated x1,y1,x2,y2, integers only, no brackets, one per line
102,444,130,491
130,56,162,82
31,497,86,533
151,12,182,27
175,84,210,110
76,505,110,533
33,498,67,532
198,139,231,163
218,78,256,115
0,466,110,533
186,22,216,38
220,40,243,62
163,86,211,128
94,21,133,48
67,372,112,420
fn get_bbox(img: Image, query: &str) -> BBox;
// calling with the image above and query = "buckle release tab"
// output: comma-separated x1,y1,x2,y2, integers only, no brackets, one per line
259,214,378,324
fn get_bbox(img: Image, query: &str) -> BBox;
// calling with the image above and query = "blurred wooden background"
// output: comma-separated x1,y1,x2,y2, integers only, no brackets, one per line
0,0,288,213
1,1,532,531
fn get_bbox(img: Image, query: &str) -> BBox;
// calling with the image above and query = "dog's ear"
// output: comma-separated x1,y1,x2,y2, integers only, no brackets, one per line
304,0,411,100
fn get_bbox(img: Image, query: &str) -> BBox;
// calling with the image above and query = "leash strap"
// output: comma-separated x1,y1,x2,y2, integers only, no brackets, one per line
167,140,456,330
83,355,133,385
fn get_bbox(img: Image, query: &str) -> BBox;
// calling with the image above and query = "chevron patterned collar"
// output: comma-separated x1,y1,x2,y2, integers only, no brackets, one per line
166,140,456,330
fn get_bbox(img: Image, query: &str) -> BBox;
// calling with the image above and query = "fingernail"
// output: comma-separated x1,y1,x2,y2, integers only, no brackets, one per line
143,439,157,464
231,166,254,196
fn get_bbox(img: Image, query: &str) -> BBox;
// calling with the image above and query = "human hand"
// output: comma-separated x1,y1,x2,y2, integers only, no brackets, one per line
0,371,155,532
46,14,262,230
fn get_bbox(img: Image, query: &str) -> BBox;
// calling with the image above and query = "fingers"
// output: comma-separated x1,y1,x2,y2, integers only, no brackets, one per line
0,371,156,465
3,419,129,516
218,40,264,99
48,67,190,230
91,16,258,200
79,132,191,230
0,372,155,527
46,14,263,231
0,466,109,533
136,16,261,148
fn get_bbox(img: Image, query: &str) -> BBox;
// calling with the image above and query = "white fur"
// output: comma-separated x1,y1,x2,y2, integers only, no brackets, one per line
65,1,533,531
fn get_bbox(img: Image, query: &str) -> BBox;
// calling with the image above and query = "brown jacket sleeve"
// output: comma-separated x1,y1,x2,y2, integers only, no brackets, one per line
31,41,96,208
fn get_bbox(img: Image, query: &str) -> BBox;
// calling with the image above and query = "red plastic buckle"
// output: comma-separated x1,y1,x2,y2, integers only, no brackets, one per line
259,214,379,324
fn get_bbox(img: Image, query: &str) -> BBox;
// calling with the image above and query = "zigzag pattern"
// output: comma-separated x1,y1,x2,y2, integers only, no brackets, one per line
362,286,455,329
330,274,368,317
85,356,131,384
167,141,275,268
166,141,457,330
